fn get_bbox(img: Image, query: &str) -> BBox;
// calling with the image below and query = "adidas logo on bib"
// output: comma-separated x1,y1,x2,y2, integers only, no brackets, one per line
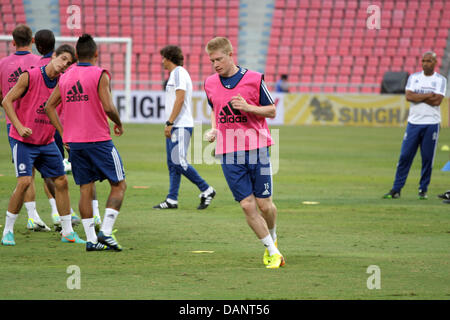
8,67,23,83
219,102,247,124
66,80,89,102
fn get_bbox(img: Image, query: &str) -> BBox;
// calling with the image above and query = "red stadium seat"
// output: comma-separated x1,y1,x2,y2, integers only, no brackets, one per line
340,66,351,75
336,86,348,93
327,66,339,76
366,66,377,76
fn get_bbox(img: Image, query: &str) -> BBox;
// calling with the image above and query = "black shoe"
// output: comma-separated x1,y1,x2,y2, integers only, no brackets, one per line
97,230,123,251
437,190,450,200
197,189,216,209
443,199,450,204
383,189,400,199
86,241,112,251
418,190,428,200
153,200,178,209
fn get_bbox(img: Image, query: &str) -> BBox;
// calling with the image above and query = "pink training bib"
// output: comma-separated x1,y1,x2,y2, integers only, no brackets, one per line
0,52,40,124
9,67,58,145
59,65,111,143
204,70,273,155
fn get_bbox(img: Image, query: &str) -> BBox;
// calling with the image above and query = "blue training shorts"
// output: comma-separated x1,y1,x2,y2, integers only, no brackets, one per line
68,140,125,185
220,147,273,202
10,137,65,178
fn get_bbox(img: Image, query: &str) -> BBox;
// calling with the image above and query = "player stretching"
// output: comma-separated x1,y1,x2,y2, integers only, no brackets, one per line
1,45,82,246
0,24,50,232
45,34,126,252
204,37,285,268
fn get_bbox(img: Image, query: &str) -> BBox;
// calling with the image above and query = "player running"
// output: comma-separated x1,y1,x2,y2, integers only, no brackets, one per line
204,37,285,269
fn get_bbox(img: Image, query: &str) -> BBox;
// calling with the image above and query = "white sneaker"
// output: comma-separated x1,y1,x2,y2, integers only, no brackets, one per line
27,218,51,232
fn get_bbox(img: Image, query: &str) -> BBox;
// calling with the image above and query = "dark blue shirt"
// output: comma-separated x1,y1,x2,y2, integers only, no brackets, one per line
14,51,31,55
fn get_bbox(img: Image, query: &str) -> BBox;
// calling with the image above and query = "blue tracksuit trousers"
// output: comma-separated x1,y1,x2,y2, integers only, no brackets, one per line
392,122,440,192
166,127,209,201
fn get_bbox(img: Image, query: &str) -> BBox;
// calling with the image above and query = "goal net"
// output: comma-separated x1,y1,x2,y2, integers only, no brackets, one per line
0,35,133,122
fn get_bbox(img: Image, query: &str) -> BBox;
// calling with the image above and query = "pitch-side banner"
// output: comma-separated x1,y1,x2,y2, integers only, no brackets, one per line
283,94,449,128
112,91,448,127
113,91,285,125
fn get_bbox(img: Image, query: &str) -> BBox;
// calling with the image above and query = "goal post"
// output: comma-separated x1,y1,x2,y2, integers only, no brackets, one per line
0,35,133,123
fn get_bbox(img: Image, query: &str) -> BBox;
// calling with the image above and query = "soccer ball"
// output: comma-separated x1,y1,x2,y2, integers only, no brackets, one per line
63,158,72,174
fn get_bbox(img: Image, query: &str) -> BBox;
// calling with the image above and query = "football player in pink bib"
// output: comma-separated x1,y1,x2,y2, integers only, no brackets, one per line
35,29,95,231
204,37,285,269
0,24,50,232
45,34,126,252
1,44,81,246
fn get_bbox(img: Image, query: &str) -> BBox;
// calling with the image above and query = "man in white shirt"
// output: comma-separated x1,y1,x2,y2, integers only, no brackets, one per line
153,45,215,210
384,51,447,199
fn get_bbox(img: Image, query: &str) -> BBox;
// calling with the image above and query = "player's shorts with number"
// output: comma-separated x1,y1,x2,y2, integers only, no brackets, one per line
219,147,273,202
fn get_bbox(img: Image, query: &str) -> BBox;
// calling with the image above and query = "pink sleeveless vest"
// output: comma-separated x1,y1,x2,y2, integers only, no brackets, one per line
0,52,40,124
59,65,111,143
37,56,51,67
204,70,273,155
9,67,57,145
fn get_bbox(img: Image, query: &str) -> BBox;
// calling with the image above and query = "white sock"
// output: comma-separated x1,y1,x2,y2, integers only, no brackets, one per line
3,211,18,236
166,198,178,205
82,218,97,243
24,201,40,220
60,214,73,237
260,234,280,256
201,186,214,195
49,198,58,215
100,208,119,236
269,226,277,242
92,200,100,218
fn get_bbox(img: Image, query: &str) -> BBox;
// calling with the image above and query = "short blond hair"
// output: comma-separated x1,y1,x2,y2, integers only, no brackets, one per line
205,37,233,55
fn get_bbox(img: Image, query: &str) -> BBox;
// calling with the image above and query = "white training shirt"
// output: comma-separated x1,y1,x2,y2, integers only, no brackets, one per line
164,66,194,127
405,71,447,124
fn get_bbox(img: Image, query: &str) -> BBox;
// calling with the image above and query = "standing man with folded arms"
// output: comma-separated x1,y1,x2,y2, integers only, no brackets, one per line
383,51,447,200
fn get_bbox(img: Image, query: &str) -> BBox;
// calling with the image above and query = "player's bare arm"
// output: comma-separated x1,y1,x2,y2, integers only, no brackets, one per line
2,72,32,137
164,89,185,138
230,93,276,118
423,93,444,106
98,71,123,136
205,107,217,143
45,84,64,137
405,90,434,103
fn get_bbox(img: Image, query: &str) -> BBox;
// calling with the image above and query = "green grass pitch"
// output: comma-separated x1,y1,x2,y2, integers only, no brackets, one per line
0,122,449,300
